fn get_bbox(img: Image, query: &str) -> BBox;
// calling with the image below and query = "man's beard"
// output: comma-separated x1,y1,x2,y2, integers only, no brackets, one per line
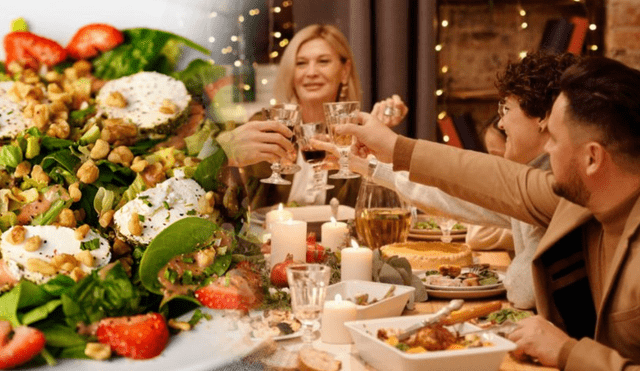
552,166,590,207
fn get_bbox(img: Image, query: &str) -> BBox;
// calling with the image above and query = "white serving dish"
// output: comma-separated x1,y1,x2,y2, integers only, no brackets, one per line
252,205,355,239
345,314,517,371
326,280,415,320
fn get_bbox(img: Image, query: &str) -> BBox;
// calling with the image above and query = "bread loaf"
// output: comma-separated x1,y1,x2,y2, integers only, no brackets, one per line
261,348,300,371
298,348,341,371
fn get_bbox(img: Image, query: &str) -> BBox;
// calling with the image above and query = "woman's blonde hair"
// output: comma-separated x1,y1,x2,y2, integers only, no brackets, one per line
274,24,362,104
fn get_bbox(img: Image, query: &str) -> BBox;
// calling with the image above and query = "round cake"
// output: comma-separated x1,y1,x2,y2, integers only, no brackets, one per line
380,241,473,271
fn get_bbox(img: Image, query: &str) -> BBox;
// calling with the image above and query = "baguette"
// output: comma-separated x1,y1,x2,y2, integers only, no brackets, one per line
261,348,300,371
298,348,341,371
440,300,502,326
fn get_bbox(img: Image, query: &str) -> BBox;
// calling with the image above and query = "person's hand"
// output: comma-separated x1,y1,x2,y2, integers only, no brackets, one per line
216,121,295,167
335,112,398,163
507,315,572,367
348,153,368,176
308,138,339,171
371,94,408,128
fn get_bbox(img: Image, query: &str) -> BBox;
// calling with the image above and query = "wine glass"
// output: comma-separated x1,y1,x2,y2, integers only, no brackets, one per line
260,104,301,185
286,264,331,346
295,121,334,192
323,101,361,179
432,215,458,243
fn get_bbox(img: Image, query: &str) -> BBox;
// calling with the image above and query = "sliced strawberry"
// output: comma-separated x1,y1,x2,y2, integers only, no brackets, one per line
195,273,262,312
96,313,169,360
0,321,46,369
3,31,67,69
66,24,124,60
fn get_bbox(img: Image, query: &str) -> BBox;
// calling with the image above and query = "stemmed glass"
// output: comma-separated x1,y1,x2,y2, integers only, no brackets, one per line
260,103,301,185
295,121,334,192
432,215,458,243
323,101,361,179
286,264,331,346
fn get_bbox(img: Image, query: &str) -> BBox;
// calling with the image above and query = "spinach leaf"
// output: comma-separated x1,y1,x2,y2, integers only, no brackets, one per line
41,137,75,151
172,59,226,97
193,146,226,192
0,144,23,169
92,28,210,80
21,299,62,325
40,149,81,174
37,321,87,348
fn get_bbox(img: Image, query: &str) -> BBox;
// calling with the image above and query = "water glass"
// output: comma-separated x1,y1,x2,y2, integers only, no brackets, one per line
286,264,331,345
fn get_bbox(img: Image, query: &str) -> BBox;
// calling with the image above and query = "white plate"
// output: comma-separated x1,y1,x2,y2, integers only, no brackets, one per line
407,233,466,242
423,272,505,291
248,312,320,342
29,308,261,371
425,286,507,300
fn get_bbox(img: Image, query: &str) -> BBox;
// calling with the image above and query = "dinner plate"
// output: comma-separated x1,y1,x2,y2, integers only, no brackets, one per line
423,272,505,291
425,285,507,299
409,228,467,236
29,308,262,371
407,233,466,242
247,312,320,342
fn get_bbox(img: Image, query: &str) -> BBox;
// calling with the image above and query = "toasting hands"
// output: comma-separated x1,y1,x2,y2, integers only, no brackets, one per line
216,121,296,167
335,112,398,163
371,94,408,128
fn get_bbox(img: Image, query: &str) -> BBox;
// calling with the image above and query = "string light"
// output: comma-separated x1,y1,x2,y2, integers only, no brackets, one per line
519,9,526,16
435,44,443,51
589,24,597,31
521,22,528,29
519,51,528,59
270,51,279,58
282,0,292,6
279,39,289,47
269,98,277,105
441,20,449,27
243,84,251,91
249,9,260,16
273,31,282,38
261,79,268,85
438,111,447,120
435,89,444,96
231,35,238,42
234,60,242,67
441,66,448,73
590,45,598,51
208,36,215,43
238,15,244,22
443,135,450,143
273,6,281,13
208,11,218,18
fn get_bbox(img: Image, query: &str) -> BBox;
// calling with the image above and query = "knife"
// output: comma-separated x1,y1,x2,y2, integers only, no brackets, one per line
397,299,464,341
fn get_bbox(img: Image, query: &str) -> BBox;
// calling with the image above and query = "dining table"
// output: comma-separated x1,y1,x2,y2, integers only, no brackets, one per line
237,250,560,371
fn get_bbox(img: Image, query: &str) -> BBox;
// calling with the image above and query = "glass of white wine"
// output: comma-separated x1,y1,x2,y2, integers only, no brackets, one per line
432,215,458,243
260,103,301,185
286,264,331,346
323,101,361,179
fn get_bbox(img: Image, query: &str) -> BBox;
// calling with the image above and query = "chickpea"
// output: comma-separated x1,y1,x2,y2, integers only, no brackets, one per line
90,139,111,160
129,212,143,236
14,161,31,178
107,146,134,166
74,224,91,240
31,165,50,184
77,160,99,184
99,210,115,228
57,208,77,228
24,236,42,252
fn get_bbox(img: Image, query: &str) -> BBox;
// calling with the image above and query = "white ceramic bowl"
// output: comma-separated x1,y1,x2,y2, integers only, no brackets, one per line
345,314,517,371
325,280,415,320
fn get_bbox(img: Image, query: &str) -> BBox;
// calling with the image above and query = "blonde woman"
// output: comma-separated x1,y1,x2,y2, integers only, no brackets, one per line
217,24,404,208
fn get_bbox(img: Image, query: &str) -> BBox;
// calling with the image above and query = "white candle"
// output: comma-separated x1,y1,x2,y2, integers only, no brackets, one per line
321,294,357,344
321,217,349,252
340,240,373,281
265,203,293,233
270,219,307,268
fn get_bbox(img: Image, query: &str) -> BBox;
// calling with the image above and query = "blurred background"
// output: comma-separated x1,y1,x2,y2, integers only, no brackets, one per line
3,0,637,148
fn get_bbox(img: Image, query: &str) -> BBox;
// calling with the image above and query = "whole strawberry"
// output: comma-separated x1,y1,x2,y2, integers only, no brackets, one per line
96,313,169,359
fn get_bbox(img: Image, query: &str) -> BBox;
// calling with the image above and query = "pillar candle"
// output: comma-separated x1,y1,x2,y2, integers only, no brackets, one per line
340,240,373,281
270,219,307,268
321,294,357,344
265,203,293,233
321,217,349,252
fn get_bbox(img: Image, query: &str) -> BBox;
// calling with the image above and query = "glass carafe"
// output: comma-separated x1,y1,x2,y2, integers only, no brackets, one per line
354,177,412,249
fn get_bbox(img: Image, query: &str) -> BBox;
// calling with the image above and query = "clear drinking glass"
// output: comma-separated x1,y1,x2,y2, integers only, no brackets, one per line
431,215,458,243
323,101,361,179
286,264,331,346
261,104,301,185
295,121,334,191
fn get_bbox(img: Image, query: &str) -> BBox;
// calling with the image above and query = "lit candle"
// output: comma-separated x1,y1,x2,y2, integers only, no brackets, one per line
340,239,373,281
321,217,349,252
321,294,357,344
270,219,307,268
265,203,293,233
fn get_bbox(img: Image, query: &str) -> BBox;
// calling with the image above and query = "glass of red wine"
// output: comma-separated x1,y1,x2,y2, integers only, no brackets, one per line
295,121,334,191
260,104,301,185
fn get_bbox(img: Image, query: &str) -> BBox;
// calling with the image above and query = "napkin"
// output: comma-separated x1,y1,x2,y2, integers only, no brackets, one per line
372,249,428,308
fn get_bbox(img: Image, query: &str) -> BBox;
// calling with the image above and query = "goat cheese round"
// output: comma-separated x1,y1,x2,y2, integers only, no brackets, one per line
0,82,34,140
96,71,191,136
113,177,206,245
0,225,111,284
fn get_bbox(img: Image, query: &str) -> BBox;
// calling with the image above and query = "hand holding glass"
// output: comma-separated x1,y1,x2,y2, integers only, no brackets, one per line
286,264,331,345
260,104,301,185
296,121,334,191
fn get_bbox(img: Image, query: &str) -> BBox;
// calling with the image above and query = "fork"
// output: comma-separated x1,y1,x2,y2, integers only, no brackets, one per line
458,320,519,336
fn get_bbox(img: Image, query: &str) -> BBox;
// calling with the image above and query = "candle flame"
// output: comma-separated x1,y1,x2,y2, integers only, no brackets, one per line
277,203,284,211
351,239,359,249
330,216,337,224
335,293,342,302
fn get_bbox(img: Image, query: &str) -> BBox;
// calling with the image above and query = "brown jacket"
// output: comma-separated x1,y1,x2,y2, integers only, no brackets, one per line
394,136,640,371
